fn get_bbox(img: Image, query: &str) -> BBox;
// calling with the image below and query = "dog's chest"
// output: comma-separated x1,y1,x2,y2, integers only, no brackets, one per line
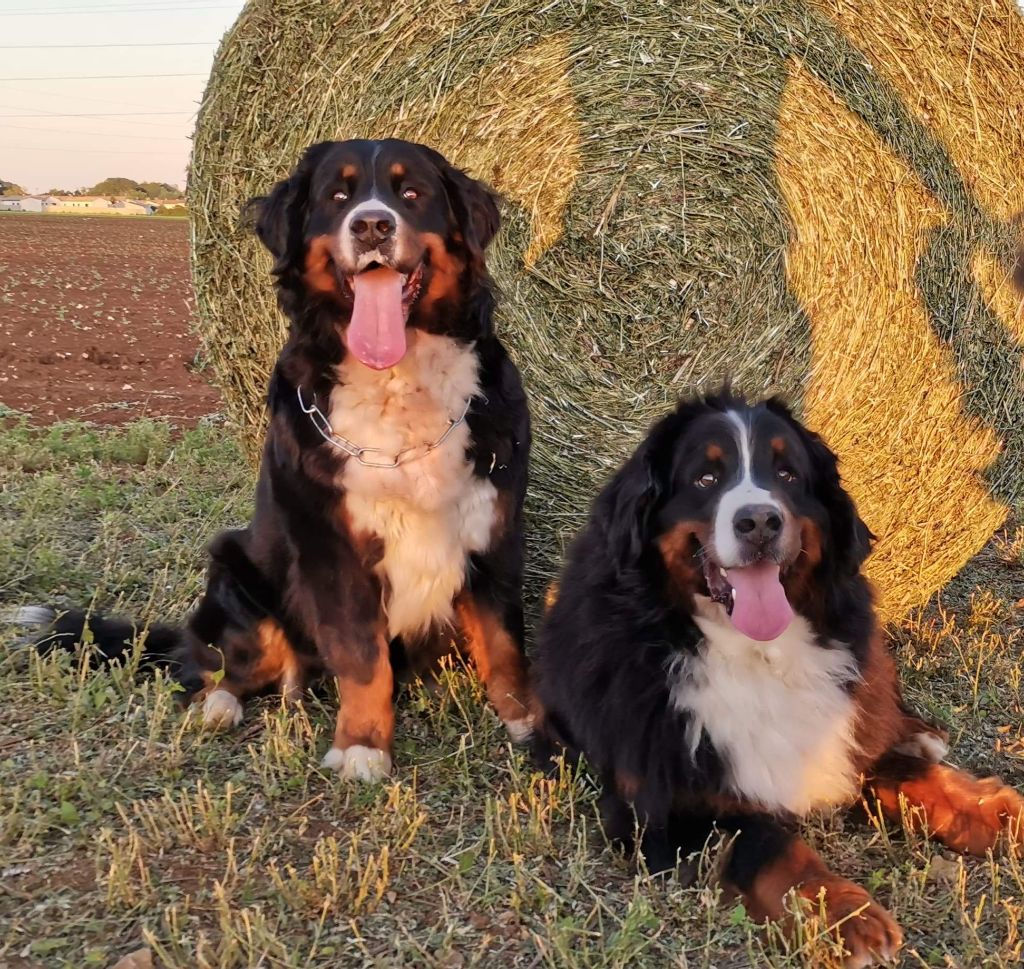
330,333,496,639
671,605,861,816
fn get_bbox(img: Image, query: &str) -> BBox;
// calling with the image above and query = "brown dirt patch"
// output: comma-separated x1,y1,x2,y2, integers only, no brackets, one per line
0,215,222,425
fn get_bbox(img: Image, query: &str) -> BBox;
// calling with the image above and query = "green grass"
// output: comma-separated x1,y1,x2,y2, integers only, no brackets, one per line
1,419,1023,968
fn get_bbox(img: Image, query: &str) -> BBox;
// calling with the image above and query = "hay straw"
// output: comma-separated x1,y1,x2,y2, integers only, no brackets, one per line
777,59,1006,620
189,0,1024,617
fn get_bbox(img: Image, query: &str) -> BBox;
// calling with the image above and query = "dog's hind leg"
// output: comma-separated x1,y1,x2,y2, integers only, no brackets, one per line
865,750,1024,855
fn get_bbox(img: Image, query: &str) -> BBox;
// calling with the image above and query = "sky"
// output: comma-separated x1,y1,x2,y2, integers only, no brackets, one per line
0,0,246,193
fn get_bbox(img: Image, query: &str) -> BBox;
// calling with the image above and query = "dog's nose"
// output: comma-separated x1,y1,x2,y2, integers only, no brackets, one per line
350,210,396,246
733,504,783,545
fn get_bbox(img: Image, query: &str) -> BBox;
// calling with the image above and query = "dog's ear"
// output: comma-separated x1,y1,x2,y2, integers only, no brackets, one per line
440,163,501,256
597,412,679,575
245,141,333,273
799,420,874,576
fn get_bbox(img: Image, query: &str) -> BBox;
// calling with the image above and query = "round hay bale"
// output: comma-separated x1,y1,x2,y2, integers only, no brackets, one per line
190,0,1024,620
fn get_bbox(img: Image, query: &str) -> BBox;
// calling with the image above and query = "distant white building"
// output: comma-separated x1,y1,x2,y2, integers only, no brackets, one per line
0,196,22,211
49,196,114,212
17,196,45,213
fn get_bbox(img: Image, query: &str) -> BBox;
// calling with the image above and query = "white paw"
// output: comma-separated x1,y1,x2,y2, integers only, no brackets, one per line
893,731,948,762
202,689,243,729
321,744,392,782
504,715,535,745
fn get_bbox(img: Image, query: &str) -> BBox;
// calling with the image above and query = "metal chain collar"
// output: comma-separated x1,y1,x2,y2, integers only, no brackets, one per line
297,385,474,469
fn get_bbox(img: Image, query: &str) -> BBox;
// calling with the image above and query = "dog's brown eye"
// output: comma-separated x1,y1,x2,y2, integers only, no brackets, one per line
777,467,797,483
332,190,348,202
402,188,419,201
695,472,718,489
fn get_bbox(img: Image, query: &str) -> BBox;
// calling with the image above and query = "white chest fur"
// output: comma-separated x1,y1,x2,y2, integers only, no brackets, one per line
330,332,496,640
670,600,862,816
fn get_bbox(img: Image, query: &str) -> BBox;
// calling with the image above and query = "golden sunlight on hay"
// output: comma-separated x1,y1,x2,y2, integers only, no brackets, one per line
973,248,1024,341
404,35,581,268
808,0,1024,222
777,60,1007,620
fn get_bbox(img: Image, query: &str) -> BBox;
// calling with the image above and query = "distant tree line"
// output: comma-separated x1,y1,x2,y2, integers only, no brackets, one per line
42,178,184,199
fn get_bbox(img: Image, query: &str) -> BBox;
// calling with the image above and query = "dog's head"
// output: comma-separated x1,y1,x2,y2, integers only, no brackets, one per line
599,391,873,641
249,139,500,368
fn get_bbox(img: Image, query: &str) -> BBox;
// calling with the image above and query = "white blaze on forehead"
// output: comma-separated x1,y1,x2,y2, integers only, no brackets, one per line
712,409,781,566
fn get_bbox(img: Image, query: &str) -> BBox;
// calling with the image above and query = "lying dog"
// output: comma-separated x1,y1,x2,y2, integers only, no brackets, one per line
532,390,1023,967
28,139,535,780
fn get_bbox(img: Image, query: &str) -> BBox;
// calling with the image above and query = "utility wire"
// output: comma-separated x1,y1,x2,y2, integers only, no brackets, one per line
0,111,190,118
0,121,185,142
2,143,178,155
0,6,238,16
0,73,206,80
0,42,216,49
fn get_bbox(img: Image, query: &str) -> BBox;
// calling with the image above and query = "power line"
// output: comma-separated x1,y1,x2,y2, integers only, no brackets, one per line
0,5,238,16
1,0,227,8
0,82,192,112
0,73,206,81
2,143,178,155
0,121,185,142
0,101,192,129
0,0,230,11
0,111,190,118
0,42,216,49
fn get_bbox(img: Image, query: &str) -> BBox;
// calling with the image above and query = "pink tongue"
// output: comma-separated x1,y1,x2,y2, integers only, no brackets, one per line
346,266,407,370
726,561,795,641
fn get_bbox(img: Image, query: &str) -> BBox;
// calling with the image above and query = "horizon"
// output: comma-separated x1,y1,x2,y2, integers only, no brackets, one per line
0,0,246,194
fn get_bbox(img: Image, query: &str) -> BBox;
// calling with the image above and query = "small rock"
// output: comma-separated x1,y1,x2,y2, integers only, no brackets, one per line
111,948,153,969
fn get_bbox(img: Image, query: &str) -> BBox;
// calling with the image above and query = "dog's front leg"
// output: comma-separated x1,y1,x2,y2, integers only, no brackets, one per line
320,624,395,782
296,549,396,783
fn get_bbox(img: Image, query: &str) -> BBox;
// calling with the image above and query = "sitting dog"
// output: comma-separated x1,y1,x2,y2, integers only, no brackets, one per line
532,390,1023,967
28,139,534,780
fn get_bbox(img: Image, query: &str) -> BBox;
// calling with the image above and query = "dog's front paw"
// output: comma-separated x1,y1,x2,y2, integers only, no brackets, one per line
202,689,243,729
321,744,392,782
503,714,535,745
806,879,903,968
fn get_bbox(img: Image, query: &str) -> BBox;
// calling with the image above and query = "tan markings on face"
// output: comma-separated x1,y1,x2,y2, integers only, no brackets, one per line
421,231,465,308
657,520,711,602
775,516,823,616
304,234,339,295
340,163,357,180
706,443,724,461
770,436,786,455
390,162,406,179
332,630,395,753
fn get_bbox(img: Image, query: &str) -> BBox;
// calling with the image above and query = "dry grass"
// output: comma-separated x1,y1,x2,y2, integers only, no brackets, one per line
190,0,1024,623
1,419,1024,967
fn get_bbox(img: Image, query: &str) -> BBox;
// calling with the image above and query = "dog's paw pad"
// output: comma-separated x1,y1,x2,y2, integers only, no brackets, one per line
322,744,392,782
202,689,243,729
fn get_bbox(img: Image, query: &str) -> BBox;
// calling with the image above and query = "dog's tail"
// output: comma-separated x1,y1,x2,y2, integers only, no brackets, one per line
5,605,183,669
